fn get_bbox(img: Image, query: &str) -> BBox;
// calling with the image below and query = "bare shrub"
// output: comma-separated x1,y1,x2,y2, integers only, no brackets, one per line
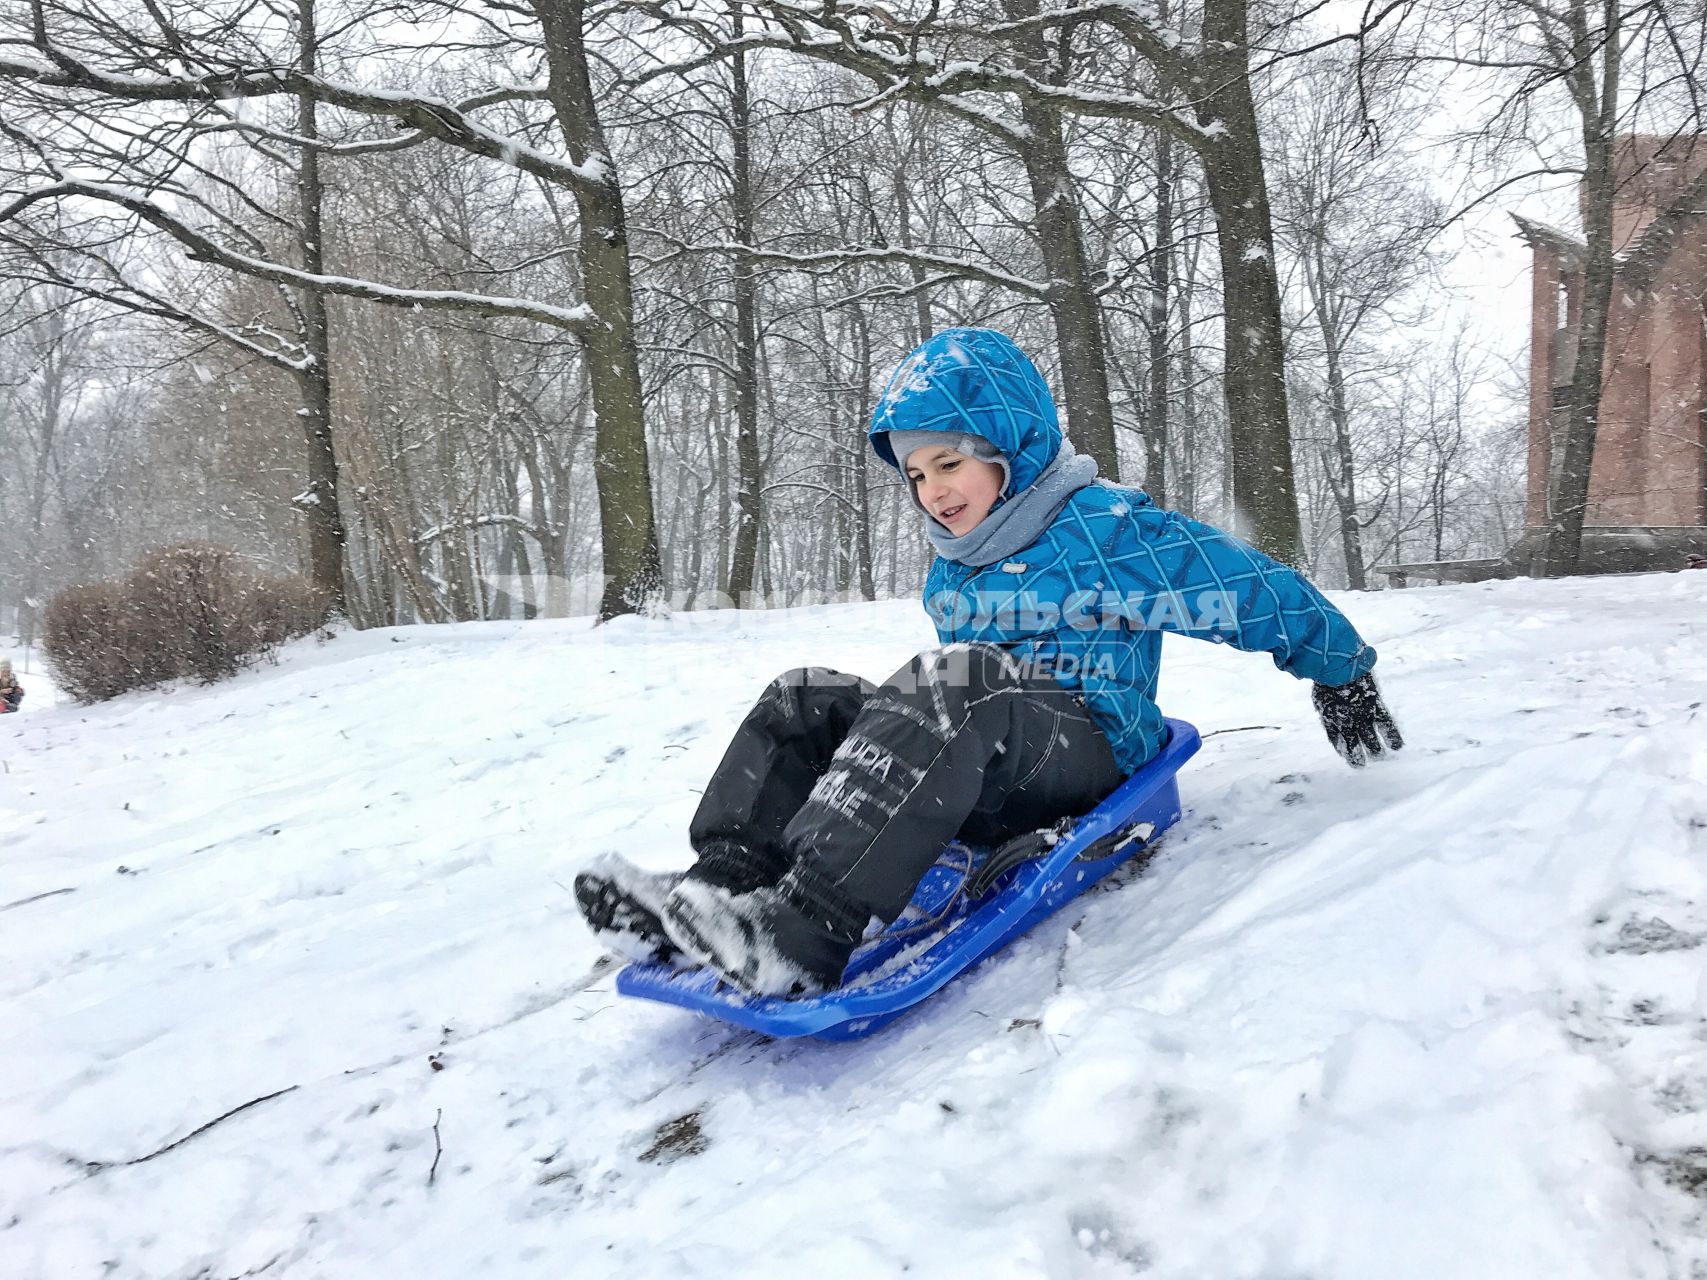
41,581,143,703
41,543,330,704
127,543,253,683
245,575,331,649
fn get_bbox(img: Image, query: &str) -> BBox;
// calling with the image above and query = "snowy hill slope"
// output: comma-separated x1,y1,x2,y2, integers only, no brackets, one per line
3,573,1705,1279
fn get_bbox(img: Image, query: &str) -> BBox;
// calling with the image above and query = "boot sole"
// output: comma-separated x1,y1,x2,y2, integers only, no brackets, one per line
574,872,680,965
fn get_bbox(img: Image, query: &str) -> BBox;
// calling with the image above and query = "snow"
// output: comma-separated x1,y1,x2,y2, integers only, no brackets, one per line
0,53,54,80
938,98,1032,144
878,336,973,411
3,573,1707,1277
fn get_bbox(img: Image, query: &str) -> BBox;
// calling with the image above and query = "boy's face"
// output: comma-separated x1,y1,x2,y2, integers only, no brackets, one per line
905,446,1006,536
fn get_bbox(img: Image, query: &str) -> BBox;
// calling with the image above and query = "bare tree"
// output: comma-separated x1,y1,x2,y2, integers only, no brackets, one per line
634,0,1413,561
1271,49,1440,588
1420,0,1707,573
1,0,664,618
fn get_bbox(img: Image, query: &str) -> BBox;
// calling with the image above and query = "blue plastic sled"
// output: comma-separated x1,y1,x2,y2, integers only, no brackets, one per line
616,717,1201,1040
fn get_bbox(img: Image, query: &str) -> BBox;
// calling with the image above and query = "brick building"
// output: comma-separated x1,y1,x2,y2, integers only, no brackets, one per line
1513,135,1707,572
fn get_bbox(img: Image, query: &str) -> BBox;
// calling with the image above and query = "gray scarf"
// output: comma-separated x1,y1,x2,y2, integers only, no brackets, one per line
927,440,1099,566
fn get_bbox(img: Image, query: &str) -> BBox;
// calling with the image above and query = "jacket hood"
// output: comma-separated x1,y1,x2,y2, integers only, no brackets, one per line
868,328,1062,495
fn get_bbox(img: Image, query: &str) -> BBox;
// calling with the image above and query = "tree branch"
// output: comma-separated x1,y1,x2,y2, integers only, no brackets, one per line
0,54,603,193
644,234,1048,298
83,1086,300,1174
0,182,599,334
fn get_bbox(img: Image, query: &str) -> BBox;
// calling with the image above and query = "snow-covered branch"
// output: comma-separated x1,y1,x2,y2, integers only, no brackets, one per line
645,236,1048,299
728,0,1218,142
414,513,538,547
0,182,599,335
0,54,605,193
0,244,314,372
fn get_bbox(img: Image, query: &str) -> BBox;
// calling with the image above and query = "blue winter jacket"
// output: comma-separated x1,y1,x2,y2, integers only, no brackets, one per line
869,327,1377,775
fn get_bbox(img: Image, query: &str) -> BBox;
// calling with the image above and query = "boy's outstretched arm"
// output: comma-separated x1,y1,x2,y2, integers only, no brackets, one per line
1107,502,1404,766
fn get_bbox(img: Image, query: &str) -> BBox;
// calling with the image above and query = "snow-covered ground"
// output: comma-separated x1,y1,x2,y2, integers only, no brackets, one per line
3,573,1705,1279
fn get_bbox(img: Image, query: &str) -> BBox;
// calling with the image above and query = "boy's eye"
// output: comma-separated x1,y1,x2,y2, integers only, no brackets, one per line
941,459,959,470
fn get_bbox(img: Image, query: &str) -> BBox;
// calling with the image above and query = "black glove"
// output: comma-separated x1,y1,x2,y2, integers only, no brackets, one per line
1312,672,1403,767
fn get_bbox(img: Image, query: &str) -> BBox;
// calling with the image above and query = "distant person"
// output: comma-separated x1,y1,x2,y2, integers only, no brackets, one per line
576,327,1402,997
0,658,22,713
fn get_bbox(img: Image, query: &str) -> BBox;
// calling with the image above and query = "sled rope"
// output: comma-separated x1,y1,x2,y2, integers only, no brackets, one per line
883,843,977,942
884,814,1155,945
964,818,1077,899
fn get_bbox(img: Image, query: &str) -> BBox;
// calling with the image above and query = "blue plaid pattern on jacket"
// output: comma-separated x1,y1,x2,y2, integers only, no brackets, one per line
871,328,1377,774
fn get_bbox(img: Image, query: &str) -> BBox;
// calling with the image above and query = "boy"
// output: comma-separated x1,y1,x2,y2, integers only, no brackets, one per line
0,658,22,713
576,328,1401,996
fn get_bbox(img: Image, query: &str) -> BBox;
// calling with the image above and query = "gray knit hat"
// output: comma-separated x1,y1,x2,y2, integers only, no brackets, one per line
885,430,1011,519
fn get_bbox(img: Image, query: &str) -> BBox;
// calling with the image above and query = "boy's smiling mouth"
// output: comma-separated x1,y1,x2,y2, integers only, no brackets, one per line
938,503,968,523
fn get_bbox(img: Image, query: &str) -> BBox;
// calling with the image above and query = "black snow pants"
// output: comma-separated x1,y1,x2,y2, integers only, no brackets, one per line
687,643,1125,925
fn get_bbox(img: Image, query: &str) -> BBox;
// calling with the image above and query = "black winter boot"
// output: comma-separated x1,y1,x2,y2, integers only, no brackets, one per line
573,853,685,965
574,841,783,966
660,863,869,997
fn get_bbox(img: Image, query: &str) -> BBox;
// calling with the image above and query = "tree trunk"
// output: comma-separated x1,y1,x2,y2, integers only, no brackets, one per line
684,469,712,607
709,379,732,597
724,6,765,601
886,467,904,595
1018,120,1121,478
1193,0,1303,564
17,311,68,649
851,302,878,601
1322,336,1368,589
1174,228,1204,518
1142,127,1174,507
532,0,662,618
758,518,773,600
1303,228,1367,588
436,412,476,621
1005,0,1120,477
1542,1,1621,576
891,164,936,345
294,0,349,616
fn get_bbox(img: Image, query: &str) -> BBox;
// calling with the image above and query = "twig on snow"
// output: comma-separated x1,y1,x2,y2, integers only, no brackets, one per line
1,886,76,912
428,1108,444,1186
85,1085,300,1173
